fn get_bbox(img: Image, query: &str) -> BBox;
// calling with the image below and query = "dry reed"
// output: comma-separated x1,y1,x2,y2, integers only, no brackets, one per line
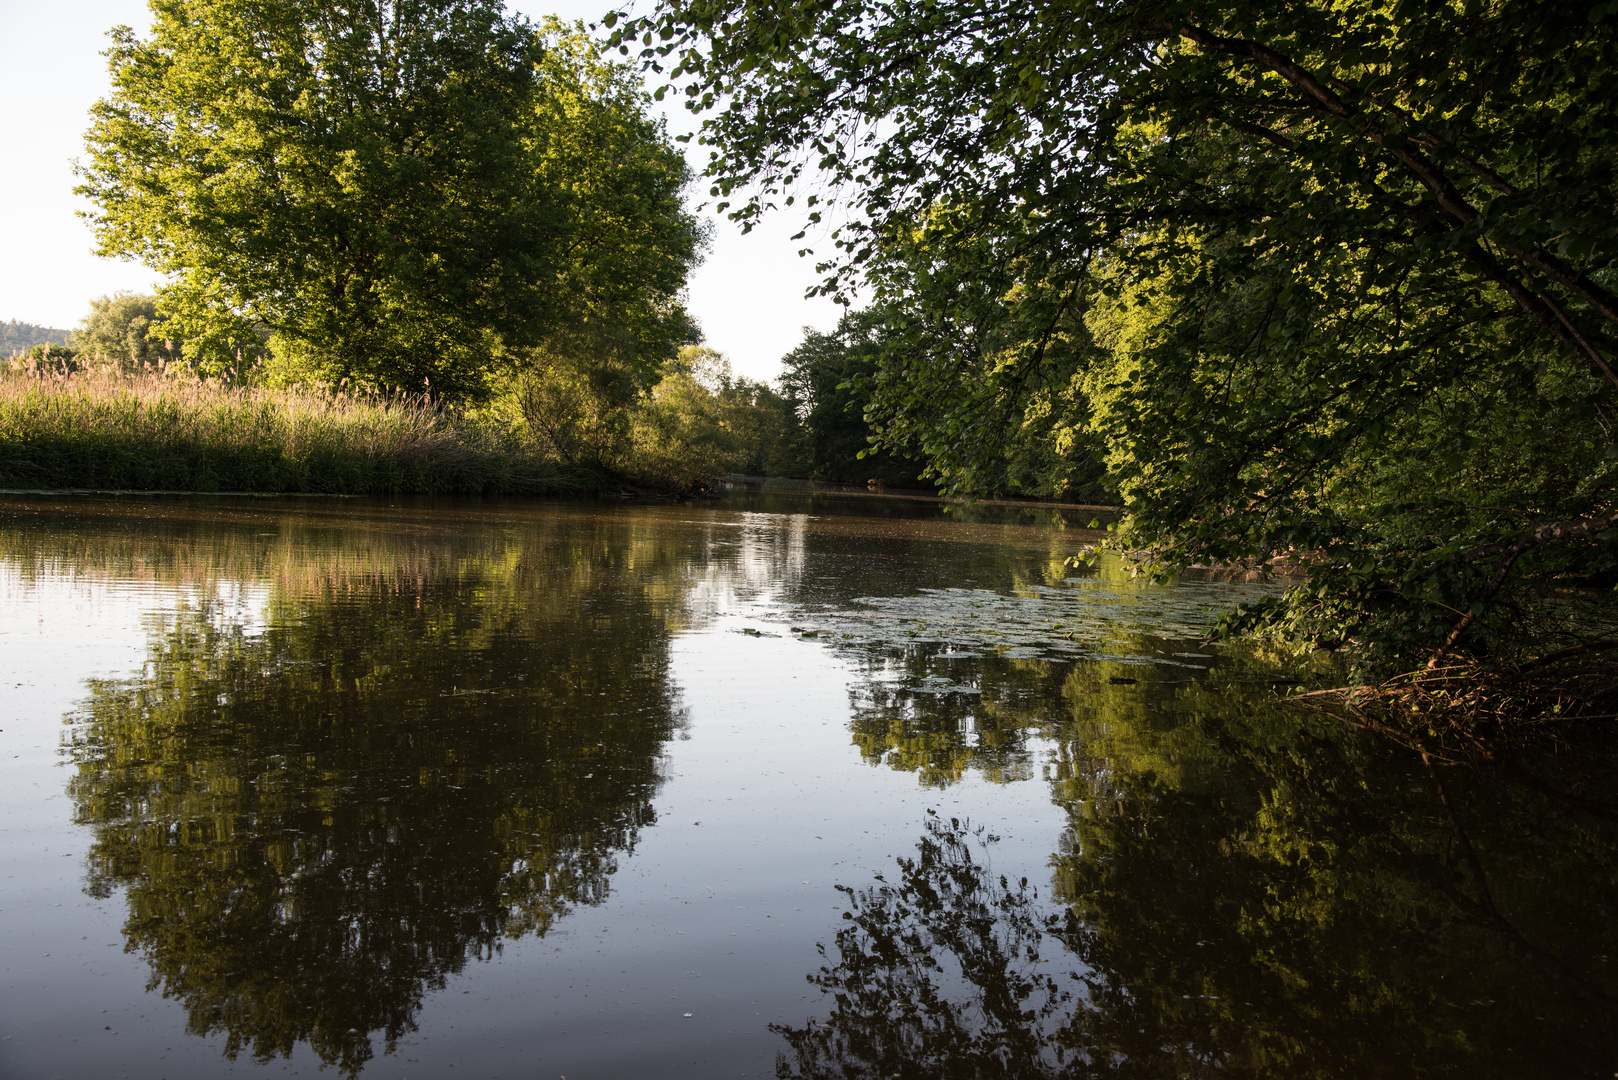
0,361,576,495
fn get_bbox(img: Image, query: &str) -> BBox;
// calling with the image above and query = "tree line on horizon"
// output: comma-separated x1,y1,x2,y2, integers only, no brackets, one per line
0,319,72,354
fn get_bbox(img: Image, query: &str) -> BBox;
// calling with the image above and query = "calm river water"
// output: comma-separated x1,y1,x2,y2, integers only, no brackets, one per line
1,490,1614,1079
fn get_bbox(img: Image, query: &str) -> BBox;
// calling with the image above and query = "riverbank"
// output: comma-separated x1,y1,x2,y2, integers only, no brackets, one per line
0,365,587,496
723,473,1122,514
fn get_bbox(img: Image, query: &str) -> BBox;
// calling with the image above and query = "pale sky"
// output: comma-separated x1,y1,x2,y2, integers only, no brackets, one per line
0,0,845,383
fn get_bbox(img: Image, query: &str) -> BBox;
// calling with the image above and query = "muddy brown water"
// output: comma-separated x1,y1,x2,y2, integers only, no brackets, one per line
1,489,1614,1079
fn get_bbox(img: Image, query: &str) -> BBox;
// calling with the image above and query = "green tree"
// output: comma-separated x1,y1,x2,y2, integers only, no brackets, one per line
608,345,797,486
779,309,927,486
617,346,743,484
715,369,799,476
79,2,699,400
69,292,180,366
615,0,1618,694
515,21,705,445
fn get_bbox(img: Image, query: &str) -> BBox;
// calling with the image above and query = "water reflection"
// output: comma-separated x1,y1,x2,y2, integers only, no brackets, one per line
774,813,1073,1079
59,514,690,1075
786,663,1618,1077
844,650,1060,788
7,493,1613,1077
1052,671,1618,1075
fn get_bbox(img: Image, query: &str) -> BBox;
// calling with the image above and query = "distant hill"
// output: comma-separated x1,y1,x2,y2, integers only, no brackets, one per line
2,319,74,354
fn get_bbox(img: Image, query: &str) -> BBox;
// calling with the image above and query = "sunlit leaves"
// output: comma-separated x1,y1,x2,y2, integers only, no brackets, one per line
78,5,701,404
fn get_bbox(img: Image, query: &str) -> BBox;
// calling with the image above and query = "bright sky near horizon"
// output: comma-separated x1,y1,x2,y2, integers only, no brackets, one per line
0,0,846,383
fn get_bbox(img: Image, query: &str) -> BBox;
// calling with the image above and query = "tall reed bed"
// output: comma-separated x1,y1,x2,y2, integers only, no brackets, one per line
0,362,575,495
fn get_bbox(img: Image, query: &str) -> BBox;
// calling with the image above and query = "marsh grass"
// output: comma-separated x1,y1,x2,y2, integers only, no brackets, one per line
0,362,577,495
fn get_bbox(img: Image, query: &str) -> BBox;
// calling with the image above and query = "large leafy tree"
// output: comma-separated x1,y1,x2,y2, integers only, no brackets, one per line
79,3,701,402
515,21,706,455
80,0,550,395
616,0,1618,692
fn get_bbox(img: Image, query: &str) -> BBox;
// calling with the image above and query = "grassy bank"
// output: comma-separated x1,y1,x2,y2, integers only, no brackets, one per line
0,363,578,495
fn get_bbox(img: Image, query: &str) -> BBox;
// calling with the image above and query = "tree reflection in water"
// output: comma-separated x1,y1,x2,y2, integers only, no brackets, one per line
783,657,1618,1078
61,528,688,1075
775,812,1078,1079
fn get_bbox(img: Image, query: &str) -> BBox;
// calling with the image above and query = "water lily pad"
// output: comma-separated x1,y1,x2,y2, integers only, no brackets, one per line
778,578,1278,666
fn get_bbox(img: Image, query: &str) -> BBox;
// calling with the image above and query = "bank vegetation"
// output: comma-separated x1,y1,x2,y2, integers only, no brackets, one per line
616,0,1618,737
0,347,816,496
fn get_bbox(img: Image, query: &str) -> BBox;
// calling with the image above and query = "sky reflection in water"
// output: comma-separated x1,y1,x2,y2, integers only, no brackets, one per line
0,490,1613,1079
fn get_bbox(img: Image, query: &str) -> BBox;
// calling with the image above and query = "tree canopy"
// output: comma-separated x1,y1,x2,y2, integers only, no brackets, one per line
69,292,178,365
616,0,1618,691
80,3,702,401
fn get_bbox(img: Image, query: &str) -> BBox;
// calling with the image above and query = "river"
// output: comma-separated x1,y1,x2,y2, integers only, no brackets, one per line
1,489,1613,1078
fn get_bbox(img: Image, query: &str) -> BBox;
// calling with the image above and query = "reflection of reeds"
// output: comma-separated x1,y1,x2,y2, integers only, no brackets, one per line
0,364,577,494
0,498,710,638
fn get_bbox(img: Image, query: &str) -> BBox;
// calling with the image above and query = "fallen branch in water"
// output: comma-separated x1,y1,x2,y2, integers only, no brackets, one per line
1285,660,1616,762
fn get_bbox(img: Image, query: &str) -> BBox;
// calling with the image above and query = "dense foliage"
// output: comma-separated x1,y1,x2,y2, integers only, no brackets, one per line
782,306,1111,497
506,22,707,414
777,308,928,486
545,343,800,487
79,4,701,401
68,292,180,366
617,0,1618,691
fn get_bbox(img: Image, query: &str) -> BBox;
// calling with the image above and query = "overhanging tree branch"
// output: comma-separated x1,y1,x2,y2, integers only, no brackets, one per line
1176,20,1618,382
